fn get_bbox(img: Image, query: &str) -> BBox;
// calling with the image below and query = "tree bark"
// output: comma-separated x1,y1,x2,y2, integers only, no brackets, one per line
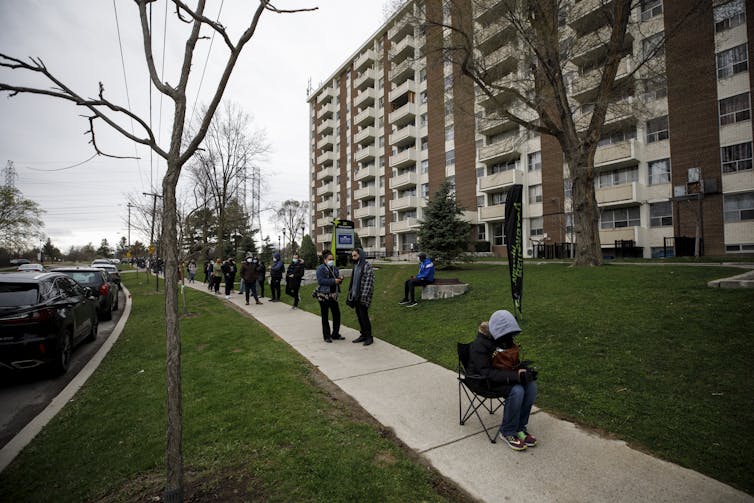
567,146,603,266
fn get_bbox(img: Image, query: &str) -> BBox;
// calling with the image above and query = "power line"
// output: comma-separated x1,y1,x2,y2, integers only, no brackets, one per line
24,154,97,172
190,0,225,122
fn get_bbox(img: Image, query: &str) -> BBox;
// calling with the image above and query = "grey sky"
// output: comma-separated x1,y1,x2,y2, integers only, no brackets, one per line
0,1,388,251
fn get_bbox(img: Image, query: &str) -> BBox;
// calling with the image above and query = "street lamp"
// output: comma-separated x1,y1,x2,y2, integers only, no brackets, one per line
278,235,281,253
282,229,287,257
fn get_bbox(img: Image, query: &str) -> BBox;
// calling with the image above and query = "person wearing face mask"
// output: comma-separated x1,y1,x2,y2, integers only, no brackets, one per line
240,255,262,305
347,248,375,346
268,252,285,302
315,251,343,342
399,252,434,307
222,257,237,300
256,258,267,298
285,253,306,309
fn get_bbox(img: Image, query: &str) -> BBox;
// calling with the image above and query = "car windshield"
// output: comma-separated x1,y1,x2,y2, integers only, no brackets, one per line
0,283,39,307
61,272,99,286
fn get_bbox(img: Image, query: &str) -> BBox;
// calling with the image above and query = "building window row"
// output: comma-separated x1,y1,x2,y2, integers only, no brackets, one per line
714,0,746,33
596,166,639,188
724,192,754,222
716,43,748,79
649,158,671,185
600,207,641,229
719,92,751,126
721,142,753,173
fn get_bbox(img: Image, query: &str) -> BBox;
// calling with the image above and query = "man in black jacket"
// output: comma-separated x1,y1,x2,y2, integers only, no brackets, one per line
467,309,538,451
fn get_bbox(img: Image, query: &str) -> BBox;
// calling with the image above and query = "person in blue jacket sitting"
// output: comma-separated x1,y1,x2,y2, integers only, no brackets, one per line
399,252,434,307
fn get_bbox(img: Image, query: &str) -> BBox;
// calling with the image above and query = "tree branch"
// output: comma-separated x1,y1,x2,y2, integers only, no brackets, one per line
172,0,234,50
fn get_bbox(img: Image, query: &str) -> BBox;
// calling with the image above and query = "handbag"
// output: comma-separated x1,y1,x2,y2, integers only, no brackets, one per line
491,344,521,370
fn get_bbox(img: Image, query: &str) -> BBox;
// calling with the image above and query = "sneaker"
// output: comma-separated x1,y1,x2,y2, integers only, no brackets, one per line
405,301,418,307
499,432,527,451
225,295,230,300
517,430,537,447
398,299,410,305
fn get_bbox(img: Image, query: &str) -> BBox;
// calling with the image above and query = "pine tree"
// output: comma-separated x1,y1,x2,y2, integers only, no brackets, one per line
300,234,318,269
418,179,472,265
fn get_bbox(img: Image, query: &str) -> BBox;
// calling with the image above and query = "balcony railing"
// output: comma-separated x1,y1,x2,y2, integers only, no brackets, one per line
479,169,523,192
388,102,417,126
316,134,335,150
316,165,336,181
388,79,417,103
354,205,380,218
598,226,637,244
389,59,414,83
389,170,418,189
479,204,505,220
596,182,643,206
354,145,378,163
391,195,418,211
390,34,415,63
389,148,418,169
319,118,336,133
354,106,376,127
478,135,519,162
353,87,377,108
389,125,417,146
390,217,419,233
354,68,376,90
316,86,336,104
354,164,379,182
354,185,378,200
357,226,380,238
316,150,337,165
316,182,335,196
594,139,636,166
317,101,337,119
354,48,375,72
353,126,376,146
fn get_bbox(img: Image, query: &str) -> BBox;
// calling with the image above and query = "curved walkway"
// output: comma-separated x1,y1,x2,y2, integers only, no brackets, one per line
187,282,752,503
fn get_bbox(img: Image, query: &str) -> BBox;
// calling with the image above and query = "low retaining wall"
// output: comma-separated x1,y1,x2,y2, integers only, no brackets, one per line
421,278,469,300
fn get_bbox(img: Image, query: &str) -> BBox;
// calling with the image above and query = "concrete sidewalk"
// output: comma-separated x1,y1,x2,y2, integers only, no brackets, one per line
190,284,752,503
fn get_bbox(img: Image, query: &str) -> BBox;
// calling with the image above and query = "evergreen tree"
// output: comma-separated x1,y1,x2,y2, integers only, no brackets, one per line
418,179,472,266
96,238,112,258
259,236,275,264
300,234,318,269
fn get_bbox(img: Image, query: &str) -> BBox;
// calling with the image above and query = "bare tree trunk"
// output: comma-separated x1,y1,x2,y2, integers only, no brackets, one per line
567,148,603,266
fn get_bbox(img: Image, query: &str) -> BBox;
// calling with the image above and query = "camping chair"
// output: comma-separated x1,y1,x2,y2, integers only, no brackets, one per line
457,342,506,443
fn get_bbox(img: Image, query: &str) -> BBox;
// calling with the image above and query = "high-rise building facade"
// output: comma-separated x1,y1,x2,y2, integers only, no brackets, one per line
307,0,754,258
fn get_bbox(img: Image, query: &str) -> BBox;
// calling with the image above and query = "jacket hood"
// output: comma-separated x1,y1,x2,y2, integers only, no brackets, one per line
355,247,365,261
273,252,281,260
488,310,521,339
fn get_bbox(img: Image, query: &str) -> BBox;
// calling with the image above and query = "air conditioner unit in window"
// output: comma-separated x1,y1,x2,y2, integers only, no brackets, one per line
673,185,686,197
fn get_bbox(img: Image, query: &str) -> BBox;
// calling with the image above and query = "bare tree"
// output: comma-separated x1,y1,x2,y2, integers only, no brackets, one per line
188,101,269,257
275,199,309,252
0,162,44,253
416,0,702,265
0,2,315,500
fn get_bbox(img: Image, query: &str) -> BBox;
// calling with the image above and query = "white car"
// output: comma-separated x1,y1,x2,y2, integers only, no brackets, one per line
17,263,45,272
91,259,111,266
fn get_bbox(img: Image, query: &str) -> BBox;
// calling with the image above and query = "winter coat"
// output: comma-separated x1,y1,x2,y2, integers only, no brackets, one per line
466,322,520,390
315,263,340,294
415,257,435,282
286,261,305,287
347,251,374,308
240,261,259,282
270,254,285,280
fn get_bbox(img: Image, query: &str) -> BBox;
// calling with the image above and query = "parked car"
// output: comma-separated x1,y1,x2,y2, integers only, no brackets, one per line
91,259,111,266
110,258,121,265
0,272,98,375
92,263,121,287
17,263,45,272
52,267,118,320
9,258,30,265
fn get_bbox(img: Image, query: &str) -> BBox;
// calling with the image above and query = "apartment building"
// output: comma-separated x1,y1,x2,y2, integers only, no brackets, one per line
307,0,754,258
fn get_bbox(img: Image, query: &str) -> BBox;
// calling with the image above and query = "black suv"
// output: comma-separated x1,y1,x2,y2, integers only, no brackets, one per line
0,272,98,375
52,267,119,320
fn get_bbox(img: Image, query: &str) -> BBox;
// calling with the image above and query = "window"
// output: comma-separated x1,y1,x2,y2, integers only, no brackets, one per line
421,159,429,173
379,215,386,227
477,195,485,208
642,77,668,101
650,201,673,227
642,32,664,58
419,113,428,126
444,100,453,116
598,128,636,147
421,183,430,198
477,224,486,241
721,142,753,173
717,44,748,79
446,149,455,167
649,158,671,185
421,138,428,150
490,192,507,205
489,159,518,174
476,167,485,178
492,222,505,246
714,0,745,33
640,0,663,21
719,92,751,125
420,91,428,103
724,192,754,222
445,125,454,141
528,151,542,171
596,166,639,188
529,184,543,203
646,116,669,143
564,178,573,199
530,217,544,236
600,207,641,229
419,68,427,82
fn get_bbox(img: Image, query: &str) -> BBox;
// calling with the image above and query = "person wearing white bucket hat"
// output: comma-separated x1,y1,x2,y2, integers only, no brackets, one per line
467,309,538,451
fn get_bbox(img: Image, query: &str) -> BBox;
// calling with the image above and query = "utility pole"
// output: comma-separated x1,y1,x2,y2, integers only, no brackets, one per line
127,203,134,247
143,191,163,291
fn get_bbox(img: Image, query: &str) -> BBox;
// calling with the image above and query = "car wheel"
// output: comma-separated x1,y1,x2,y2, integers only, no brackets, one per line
52,331,73,375
86,316,98,343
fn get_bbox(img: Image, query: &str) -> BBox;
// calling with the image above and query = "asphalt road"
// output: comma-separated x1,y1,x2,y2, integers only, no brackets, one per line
0,289,125,449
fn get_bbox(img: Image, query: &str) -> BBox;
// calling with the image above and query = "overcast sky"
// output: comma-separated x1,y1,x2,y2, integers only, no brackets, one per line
0,0,391,252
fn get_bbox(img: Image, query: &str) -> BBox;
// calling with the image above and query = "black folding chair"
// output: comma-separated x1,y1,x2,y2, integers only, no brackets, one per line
457,342,506,443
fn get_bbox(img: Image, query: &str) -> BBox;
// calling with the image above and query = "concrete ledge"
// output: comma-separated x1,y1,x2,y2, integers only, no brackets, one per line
421,278,469,300
707,270,754,288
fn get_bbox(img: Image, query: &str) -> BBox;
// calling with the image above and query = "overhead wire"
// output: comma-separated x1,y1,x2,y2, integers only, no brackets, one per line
189,0,225,123
157,0,169,187
24,154,98,172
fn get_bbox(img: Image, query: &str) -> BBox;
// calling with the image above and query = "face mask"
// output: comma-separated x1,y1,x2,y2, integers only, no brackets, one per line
252,259,258,263
246,258,252,263
292,258,298,263
326,260,334,267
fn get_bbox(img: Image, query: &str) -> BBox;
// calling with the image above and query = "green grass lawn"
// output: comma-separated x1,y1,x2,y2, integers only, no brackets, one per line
0,280,470,502
288,262,754,495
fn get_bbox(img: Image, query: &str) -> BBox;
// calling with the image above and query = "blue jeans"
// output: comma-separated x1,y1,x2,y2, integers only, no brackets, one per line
500,381,537,436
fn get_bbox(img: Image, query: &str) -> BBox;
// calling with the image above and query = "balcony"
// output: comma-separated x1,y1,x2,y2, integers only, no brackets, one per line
391,34,415,63
354,68,376,90
599,226,637,245
484,44,517,82
389,148,418,169
358,226,380,238
390,217,419,233
318,232,333,244
354,205,380,218
354,145,378,163
596,182,644,206
389,125,417,147
388,101,417,127
479,204,506,221
317,134,335,150
478,135,519,163
354,164,378,182
389,59,415,84
572,55,633,101
353,87,376,108
389,170,418,189
476,0,506,25
572,25,633,66
391,195,418,211
316,216,333,228
316,165,336,182
317,182,335,197
354,48,375,72
317,198,337,211
477,108,522,136
388,17,413,41
319,118,335,134
353,126,376,146
353,106,376,127
479,169,523,192
594,139,637,168
388,79,417,103
476,75,519,110
317,101,337,119
317,150,337,166
477,19,515,55
316,86,336,104
354,185,378,200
